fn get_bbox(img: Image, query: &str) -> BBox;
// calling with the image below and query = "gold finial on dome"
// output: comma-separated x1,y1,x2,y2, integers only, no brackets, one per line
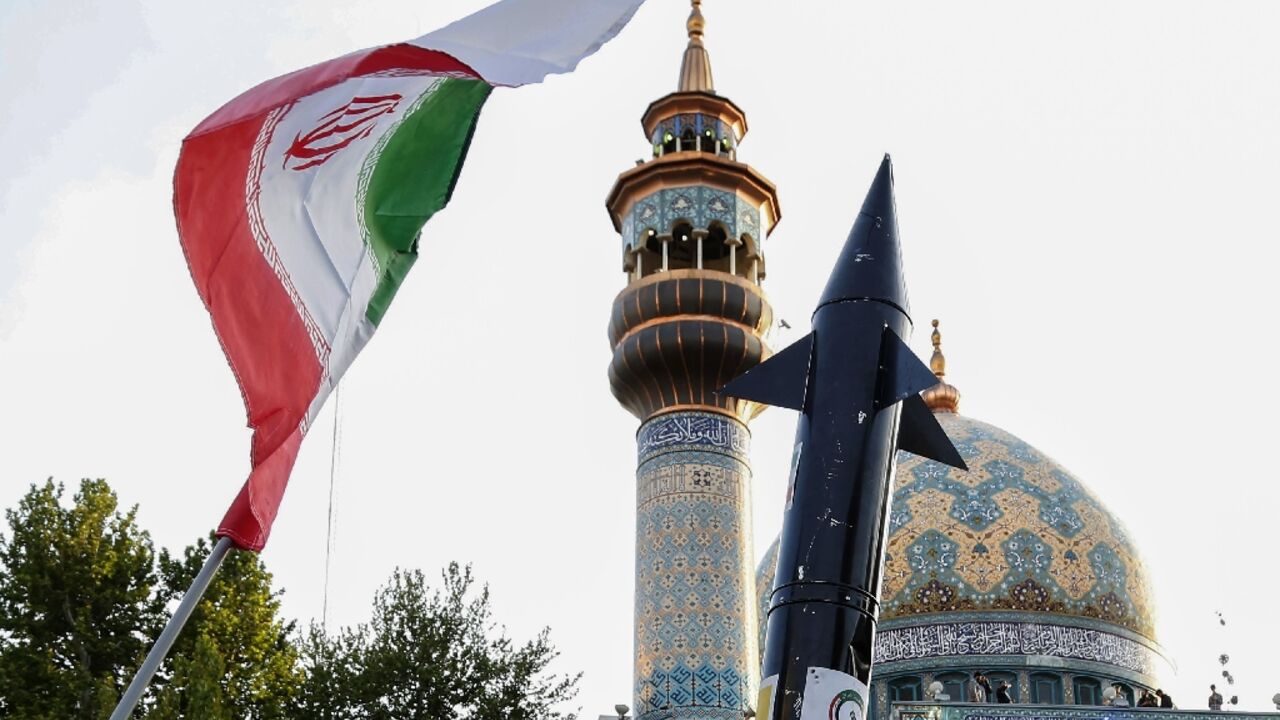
929,319,945,375
678,0,715,93
922,318,961,413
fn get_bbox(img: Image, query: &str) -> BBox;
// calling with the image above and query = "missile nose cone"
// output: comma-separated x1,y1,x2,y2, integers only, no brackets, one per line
818,154,910,315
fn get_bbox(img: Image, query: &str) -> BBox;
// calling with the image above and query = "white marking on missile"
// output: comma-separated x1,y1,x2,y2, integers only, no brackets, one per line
798,565,805,579
858,411,867,424
820,507,849,528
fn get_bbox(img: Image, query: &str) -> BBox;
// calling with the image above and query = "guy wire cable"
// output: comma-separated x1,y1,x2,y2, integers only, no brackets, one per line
322,386,342,629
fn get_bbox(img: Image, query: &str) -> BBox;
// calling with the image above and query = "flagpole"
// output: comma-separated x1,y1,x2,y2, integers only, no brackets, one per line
110,535,235,720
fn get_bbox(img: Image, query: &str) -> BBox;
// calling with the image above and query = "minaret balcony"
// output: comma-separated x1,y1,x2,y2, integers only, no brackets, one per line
607,268,774,422
648,110,739,159
608,152,778,248
608,152,778,284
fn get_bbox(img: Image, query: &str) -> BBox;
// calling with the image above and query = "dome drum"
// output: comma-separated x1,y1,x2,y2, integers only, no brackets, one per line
872,611,1171,685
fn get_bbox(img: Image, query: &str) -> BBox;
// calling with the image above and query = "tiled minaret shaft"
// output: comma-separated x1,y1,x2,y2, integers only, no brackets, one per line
604,4,781,718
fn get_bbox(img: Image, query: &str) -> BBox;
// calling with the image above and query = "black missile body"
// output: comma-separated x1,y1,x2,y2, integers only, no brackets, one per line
720,156,966,720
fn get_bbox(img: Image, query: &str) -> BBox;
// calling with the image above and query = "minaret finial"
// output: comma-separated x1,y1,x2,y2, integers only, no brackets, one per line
678,0,715,93
922,318,961,413
930,318,946,378
688,0,704,39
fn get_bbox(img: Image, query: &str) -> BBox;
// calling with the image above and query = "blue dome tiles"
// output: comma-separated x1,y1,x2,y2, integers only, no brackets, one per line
880,414,1156,638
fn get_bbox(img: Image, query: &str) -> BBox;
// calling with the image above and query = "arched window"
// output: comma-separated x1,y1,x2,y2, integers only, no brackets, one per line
669,222,695,266
643,229,661,254
680,128,696,152
704,224,729,260
1030,672,1063,705
639,230,665,277
935,672,968,703
889,676,923,703
661,131,677,155
1073,676,1102,706
702,128,716,153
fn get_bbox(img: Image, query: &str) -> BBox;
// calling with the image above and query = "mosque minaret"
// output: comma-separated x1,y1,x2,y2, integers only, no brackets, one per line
604,2,781,718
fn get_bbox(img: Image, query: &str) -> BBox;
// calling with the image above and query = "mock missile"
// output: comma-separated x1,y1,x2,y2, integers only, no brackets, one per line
719,155,966,720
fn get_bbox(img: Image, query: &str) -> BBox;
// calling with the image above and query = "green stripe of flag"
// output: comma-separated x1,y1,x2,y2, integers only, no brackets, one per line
362,77,493,326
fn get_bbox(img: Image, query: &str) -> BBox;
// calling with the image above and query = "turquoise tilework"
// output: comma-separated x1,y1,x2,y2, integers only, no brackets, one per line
635,411,757,720
883,414,1154,637
621,186,763,253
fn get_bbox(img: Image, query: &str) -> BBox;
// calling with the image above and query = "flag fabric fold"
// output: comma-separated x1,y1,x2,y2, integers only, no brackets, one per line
176,0,646,551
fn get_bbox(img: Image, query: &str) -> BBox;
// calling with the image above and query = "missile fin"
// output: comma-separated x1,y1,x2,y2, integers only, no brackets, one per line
716,332,813,411
876,327,942,408
898,393,968,470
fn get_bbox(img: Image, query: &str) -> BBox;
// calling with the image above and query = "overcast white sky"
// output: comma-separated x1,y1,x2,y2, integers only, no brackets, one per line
2,0,1279,715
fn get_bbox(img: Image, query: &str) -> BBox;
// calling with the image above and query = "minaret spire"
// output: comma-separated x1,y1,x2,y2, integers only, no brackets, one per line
678,0,715,93
922,319,962,413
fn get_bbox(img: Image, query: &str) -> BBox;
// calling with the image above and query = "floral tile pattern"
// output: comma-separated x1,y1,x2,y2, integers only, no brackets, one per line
756,413,1158,678
636,411,758,720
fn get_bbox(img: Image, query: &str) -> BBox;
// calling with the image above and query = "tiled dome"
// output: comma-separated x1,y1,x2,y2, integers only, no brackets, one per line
757,412,1157,641
887,413,1154,636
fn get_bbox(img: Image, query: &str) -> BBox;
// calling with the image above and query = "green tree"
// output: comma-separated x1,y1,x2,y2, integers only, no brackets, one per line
150,633,230,720
147,535,302,720
293,622,363,719
0,478,163,719
297,563,580,720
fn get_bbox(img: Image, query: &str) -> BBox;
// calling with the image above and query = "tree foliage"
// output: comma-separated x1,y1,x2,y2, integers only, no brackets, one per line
149,632,230,720
0,480,580,720
297,563,580,720
0,479,163,719
147,535,302,720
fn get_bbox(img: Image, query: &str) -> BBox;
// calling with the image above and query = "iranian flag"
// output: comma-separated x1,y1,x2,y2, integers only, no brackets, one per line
177,0,646,551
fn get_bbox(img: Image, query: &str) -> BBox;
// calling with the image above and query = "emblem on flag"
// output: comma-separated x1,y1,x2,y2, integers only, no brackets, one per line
283,94,404,171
